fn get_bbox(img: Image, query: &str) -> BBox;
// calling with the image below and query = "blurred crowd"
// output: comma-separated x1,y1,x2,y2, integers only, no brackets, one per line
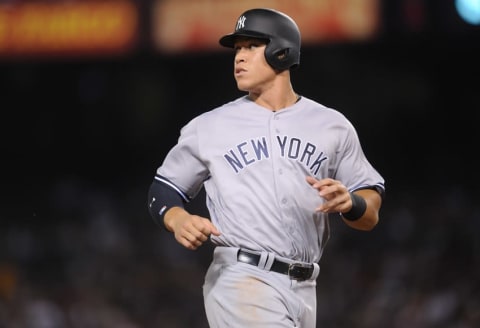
1,177,478,328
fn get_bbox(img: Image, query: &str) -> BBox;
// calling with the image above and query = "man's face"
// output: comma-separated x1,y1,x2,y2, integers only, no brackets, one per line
232,37,276,93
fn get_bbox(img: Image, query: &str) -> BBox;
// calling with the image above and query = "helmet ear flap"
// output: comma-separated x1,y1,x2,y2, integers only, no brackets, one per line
275,48,288,61
265,44,299,71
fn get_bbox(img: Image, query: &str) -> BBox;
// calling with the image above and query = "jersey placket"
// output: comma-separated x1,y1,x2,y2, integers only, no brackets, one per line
268,112,297,244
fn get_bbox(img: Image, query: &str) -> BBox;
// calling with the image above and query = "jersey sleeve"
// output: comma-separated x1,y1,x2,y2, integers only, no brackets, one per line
156,117,209,199
334,120,385,194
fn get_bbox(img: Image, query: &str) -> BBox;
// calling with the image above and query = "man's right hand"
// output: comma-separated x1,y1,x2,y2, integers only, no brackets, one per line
164,207,221,250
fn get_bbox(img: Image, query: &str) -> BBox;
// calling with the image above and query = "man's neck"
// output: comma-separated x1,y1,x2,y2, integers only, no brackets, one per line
248,82,298,111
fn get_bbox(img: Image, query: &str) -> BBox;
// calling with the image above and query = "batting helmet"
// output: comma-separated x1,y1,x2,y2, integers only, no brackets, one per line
219,8,301,71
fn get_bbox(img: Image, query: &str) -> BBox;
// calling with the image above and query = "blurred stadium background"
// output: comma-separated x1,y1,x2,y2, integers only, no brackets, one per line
1,0,479,327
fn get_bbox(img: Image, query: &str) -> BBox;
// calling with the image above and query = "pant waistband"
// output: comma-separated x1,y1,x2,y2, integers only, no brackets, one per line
213,247,320,281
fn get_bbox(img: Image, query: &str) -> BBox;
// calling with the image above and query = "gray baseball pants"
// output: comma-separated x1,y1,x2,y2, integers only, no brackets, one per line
203,246,320,328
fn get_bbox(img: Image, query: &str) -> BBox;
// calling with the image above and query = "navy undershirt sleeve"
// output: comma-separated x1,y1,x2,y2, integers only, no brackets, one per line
147,178,185,229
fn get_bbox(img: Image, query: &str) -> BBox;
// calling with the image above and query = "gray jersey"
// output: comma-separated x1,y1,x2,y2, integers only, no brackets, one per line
157,95,385,263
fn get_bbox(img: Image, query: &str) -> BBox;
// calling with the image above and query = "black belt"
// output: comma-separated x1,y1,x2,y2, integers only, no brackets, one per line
237,249,314,281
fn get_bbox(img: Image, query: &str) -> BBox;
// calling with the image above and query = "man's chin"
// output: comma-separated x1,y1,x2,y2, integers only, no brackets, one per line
236,83,250,92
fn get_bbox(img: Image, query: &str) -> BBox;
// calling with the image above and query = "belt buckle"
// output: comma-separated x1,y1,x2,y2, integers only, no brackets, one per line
287,262,311,281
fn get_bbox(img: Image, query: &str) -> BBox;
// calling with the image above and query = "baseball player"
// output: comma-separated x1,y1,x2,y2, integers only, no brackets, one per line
148,8,385,328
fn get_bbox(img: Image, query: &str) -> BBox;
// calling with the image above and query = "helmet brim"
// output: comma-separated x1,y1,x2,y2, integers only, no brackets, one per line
219,30,270,48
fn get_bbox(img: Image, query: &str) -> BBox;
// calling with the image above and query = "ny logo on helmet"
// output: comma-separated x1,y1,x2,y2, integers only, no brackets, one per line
236,16,246,30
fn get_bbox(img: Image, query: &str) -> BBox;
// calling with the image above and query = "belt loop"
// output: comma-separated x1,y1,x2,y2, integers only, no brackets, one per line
257,252,268,270
264,253,275,271
310,263,320,280
257,252,275,271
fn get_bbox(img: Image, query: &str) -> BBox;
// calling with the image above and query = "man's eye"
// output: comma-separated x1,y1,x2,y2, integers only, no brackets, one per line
234,43,261,51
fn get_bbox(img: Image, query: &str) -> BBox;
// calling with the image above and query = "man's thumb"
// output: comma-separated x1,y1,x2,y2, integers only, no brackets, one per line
210,223,221,236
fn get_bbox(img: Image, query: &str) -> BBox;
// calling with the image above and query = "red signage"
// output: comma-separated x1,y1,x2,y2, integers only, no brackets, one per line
152,0,380,53
0,1,139,58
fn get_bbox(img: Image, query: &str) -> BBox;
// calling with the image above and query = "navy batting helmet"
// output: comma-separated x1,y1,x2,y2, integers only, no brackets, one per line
219,8,301,71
